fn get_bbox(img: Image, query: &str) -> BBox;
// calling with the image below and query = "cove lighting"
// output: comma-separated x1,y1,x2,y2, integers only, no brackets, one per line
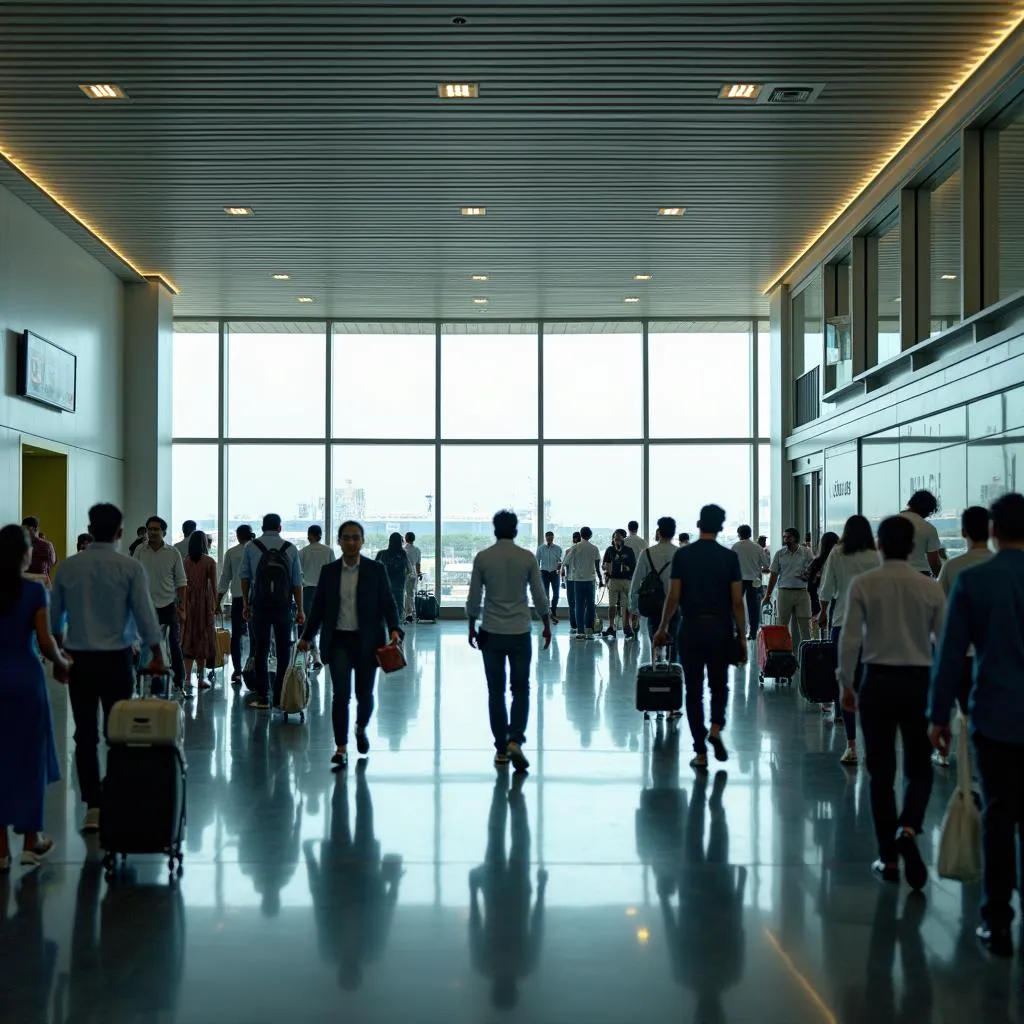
438,82,479,98
719,83,761,100
224,206,254,216
461,206,486,216
79,83,127,100
657,207,685,216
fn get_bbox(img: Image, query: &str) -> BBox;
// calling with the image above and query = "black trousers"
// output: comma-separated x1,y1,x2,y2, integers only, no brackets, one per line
741,581,761,637
972,731,1024,930
679,617,730,755
230,596,247,673
540,570,560,611
66,648,135,809
251,606,293,704
328,631,378,747
857,665,933,863
156,602,185,687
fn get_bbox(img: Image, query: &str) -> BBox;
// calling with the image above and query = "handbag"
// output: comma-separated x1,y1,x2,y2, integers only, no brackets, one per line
376,640,407,674
936,716,982,883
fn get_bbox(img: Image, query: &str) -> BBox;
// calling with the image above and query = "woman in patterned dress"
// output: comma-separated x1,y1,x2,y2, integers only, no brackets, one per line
181,530,218,694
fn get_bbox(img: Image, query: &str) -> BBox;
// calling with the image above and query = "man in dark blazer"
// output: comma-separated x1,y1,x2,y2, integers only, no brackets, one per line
299,520,403,768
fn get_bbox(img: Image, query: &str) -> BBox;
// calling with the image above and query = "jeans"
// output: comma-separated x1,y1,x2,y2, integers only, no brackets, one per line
251,606,293,704
829,626,857,743
156,602,186,687
480,631,532,750
741,581,761,637
857,665,933,863
66,648,135,809
540,570,560,612
390,587,405,626
573,581,596,635
230,596,247,673
565,581,578,629
679,617,730,755
607,579,632,632
302,587,318,647
972,730,1024,930
777,588,811,645
327,631,378,747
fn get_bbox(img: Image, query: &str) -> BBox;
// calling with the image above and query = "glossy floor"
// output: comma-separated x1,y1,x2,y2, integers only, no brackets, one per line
1,623,1019,1023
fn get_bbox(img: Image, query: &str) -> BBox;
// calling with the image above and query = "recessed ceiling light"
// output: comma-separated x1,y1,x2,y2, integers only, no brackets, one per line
473,297,488,304
79,83,127,100
297,296,314,303
624,296,640,303
939,273,958,280
633,273,653,281
470,273,489,281
657,207,685,216
718,83,762,100
461,206,486,216
271,273,290,280
224,206,254,216
438,82,479,99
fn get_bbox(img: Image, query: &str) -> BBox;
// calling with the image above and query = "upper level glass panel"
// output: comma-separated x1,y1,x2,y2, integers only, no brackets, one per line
791,268,822,379
875,218,901,363
927,157,962,336
172,322,219,438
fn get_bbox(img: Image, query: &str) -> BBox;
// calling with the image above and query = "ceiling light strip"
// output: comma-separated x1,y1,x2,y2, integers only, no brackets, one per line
0,144,180,293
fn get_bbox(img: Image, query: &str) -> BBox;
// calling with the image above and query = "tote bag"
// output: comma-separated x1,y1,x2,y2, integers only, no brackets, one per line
937,716,982,883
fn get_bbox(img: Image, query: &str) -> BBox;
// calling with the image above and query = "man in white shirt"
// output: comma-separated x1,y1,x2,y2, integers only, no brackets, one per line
564,526,603,641
624,520,647,562
217,523,255,682
173,520,197,563
403,531,422,624
298,524,336,669
628,516,679,646
762,528,814,644
535,531,563,625
838,515,946,890
732,524,770,639
899,489,943,577
467,509,551,772
135,515,187,692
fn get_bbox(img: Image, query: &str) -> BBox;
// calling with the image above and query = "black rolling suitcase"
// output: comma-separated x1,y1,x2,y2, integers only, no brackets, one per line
798,639,839,705
415,590,439,622
636,648,683,717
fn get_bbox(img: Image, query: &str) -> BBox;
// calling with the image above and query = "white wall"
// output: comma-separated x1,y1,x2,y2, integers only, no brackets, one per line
0,182,124,543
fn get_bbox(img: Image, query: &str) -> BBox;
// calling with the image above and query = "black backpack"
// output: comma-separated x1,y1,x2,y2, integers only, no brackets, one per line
252,540,293,611
636,549,667,618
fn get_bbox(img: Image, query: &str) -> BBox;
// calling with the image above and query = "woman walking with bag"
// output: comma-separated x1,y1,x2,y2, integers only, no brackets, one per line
376,533,410,623
181,530,218,694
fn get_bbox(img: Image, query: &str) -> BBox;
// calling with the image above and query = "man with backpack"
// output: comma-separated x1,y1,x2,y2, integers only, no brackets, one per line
240,513,304,710
629,516,679,654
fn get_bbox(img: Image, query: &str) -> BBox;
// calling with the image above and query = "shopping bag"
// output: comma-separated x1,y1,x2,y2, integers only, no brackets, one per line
279,651,310,719
937,716,982,883
376,640,407,674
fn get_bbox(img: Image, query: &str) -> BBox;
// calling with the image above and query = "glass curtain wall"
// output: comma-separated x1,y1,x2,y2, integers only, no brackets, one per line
172,319,771,606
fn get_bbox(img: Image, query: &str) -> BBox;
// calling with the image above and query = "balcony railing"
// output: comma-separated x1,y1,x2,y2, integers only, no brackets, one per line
794,366,820,427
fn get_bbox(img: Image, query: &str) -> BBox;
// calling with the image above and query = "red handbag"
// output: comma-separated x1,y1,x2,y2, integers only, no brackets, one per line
376,641,406,674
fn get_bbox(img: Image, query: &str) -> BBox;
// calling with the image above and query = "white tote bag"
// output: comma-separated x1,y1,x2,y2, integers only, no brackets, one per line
937,716,983,883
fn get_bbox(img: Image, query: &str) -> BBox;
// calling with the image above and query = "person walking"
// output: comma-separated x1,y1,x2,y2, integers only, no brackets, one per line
930,505,993,767
50,503,165,833
565,526,602,641
807,531,839,635
467,510,551,772
0,524,71,870
128,526,147,556
602,529,636,640
654,505,746,770
75,533,92,553
838,515,945,890
535,532,563,626
134,515,187,693
403,532,422,624
561,532,582,632
628,517,678,645
298,521,402,768
173,520,197,563
217,524,254,683
624,520,647,563
762,528,814,646
930,494,1024,956
375,533,410,625
181,530,218,694
899,489,943,577
299,524,336,669
240,513,304,711
817,514,879,765
732,525,769,639
21,516,57,589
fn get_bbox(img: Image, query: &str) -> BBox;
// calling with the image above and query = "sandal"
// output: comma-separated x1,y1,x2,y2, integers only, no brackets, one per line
20,836,54,867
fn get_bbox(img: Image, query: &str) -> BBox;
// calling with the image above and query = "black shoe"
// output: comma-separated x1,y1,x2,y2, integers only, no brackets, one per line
707,732,729,763
602,628,616,639
977,924,1014,958
871,859,900,884
405,616,414,624
896,830,928,891
331,751,348,768
355,727,370,756
507,742,530,773
624,630,635,640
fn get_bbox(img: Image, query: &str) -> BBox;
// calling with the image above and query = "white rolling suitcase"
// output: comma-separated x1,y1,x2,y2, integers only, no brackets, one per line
107,698,185,747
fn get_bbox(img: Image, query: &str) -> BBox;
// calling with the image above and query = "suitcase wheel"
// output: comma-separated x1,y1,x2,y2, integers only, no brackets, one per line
299,711,305,724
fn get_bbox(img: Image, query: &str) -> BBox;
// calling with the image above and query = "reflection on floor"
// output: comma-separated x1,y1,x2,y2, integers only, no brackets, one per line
0,623,1019,1023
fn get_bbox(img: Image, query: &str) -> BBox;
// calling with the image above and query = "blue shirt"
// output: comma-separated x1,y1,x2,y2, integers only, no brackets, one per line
239,533,303,596
929,549,1024,743
50,543,162,652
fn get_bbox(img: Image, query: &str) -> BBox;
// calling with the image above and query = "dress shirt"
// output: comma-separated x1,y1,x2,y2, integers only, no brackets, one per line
51,543,162,651
838,560,946,688
937,546,993,658
28,535,57,577
173,537,191,563
337,559,360,631
239,532,303,594
134,541,187,608
467,540,549,634
899,510,941,574
769,545,814,589
930,549,1024,742
818,548,881,626
624,534,647,561
299,541,336,587
732,539,769,582
218,542,247,600
628,541,676,613
535,543,563,573
564,539,602,583
404,543,422,574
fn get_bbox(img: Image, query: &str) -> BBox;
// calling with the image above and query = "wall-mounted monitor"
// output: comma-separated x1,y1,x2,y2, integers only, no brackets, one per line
16,330,77,413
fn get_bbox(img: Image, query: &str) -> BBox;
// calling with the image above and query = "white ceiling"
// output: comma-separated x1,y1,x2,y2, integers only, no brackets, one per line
0,1,1021,319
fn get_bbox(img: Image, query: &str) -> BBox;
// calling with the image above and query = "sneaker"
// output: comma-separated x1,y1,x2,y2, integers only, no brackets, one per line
871,859,900,884
330,750,348,768
507,742,530,773
82,808,101,834
624,631,635,640
20,836,54,867
494,750,511,766
896,829,928,891
689,754,709,771
575,633,586,641
551,615,559,625
931,750,950,768
840,746,859,765
355,726,370,756
977,924,1014,958
602,628,616,639
707,732,729,763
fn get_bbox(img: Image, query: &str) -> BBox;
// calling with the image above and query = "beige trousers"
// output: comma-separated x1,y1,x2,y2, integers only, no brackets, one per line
777,588,811,645
607,579,632,630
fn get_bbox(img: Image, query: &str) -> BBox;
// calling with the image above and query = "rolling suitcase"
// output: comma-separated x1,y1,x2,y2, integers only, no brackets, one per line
415,590,439,622
101,673,187,879
636,648,683,717
758,625,797,684
798,639,839,704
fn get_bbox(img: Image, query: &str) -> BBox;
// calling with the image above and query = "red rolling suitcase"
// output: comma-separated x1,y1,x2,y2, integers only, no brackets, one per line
758,626,797,684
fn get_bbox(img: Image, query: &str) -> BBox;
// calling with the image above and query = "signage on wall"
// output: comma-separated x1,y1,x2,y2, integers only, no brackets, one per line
824,444,858,536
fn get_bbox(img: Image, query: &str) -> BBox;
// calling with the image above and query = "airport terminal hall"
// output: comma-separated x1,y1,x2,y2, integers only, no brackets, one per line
10,3,1024,1022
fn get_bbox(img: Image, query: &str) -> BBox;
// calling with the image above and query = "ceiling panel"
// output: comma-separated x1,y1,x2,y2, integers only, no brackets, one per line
0,1,1022,318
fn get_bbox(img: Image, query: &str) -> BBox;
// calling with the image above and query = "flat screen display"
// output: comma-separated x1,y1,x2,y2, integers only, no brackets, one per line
17,330,76,413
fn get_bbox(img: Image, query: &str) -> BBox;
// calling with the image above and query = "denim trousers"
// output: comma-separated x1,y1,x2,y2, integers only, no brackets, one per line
573,581,596,634
480,631,532,750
